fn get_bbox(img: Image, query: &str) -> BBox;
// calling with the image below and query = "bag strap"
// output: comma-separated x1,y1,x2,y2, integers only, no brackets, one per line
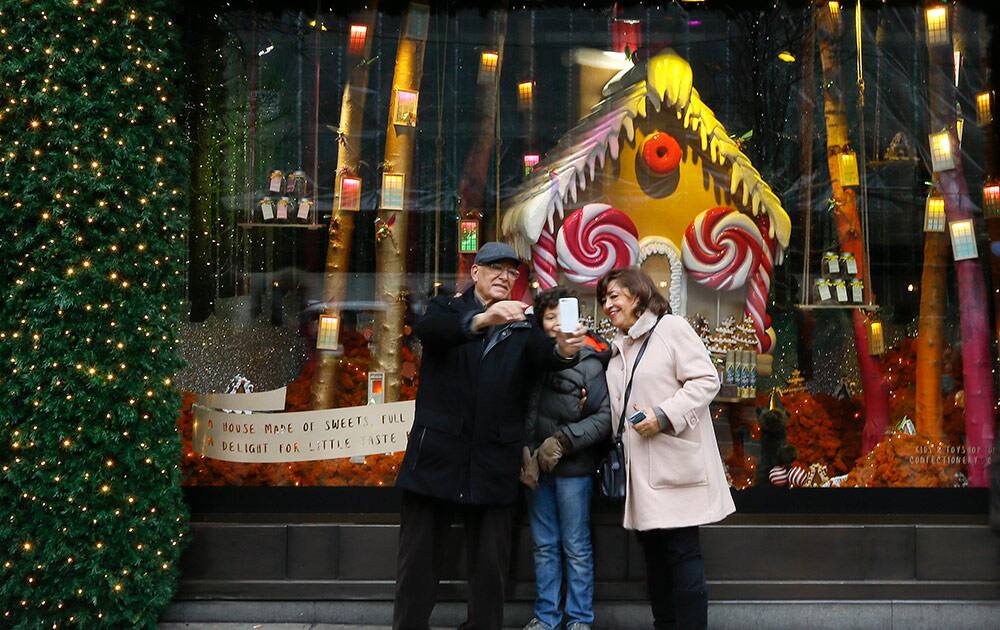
614,315,663,439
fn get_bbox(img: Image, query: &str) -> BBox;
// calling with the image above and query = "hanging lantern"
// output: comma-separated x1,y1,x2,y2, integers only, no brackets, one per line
976,91,993,126
348,24,368,56
317,314,340,350
924,189,946,232
478,51,499,84
956,117,965,144
953,50,961,87
339,175,361,211
928,130,955,172
612,18,642,54
838,149,860,187
392,89,419,127
459,219,480,254
868,319,885,356
925,5,949,46
948,219,978,261
983,180,1000,219
523,153,540,175
367,372,385,405
827,1,840,24
381,173,405,210
517,81,534,111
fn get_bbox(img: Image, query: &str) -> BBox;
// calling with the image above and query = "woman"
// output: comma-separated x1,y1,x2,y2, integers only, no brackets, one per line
597,267,735,630
520,287,611,630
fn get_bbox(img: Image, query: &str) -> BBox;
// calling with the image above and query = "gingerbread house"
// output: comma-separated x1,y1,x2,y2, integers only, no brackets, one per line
503,50,792,356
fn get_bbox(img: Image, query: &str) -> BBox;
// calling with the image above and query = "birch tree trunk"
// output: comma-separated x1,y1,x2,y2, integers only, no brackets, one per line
816,2,890,452
373,3,429,402
915,228,948,438
310,9,378,410
914,5,947,440
924,1,995,487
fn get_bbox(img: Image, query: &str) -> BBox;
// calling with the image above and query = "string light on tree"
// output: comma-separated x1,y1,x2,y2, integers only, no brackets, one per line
0,1,188,627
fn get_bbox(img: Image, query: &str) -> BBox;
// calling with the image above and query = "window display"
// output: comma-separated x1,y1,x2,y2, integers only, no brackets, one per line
175,2,998,495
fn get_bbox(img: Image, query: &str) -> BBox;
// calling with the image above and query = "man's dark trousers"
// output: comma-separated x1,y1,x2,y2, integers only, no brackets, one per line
393,490,513,630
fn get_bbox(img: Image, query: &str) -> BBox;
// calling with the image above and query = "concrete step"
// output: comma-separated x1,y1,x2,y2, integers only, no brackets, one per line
178,520,1000,602
161,600,1000,630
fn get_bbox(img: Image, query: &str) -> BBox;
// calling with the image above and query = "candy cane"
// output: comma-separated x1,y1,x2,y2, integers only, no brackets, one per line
747,213,777,352
556,203,639,287
682,207,775,352
511,262,532,303
532,225,559,290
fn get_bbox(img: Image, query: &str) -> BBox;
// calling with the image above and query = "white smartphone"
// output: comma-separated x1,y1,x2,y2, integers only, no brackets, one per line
558,297,579,333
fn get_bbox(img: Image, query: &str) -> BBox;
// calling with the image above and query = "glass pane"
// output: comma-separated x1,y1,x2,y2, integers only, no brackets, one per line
177,3,998,495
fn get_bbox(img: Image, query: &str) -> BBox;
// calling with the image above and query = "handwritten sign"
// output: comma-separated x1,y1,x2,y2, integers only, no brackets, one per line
192,400,415,463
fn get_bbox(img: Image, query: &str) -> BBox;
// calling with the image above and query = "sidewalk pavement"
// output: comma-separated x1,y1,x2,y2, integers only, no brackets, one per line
160,625,520,630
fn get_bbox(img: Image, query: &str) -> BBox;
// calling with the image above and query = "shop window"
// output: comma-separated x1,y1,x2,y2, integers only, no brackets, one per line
175,2,1000,497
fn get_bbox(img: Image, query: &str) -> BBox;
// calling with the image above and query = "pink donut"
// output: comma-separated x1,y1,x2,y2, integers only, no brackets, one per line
641,131,682,175
556,204,639,287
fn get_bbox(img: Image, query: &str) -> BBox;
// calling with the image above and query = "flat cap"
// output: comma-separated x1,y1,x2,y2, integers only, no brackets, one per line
474,241,520,265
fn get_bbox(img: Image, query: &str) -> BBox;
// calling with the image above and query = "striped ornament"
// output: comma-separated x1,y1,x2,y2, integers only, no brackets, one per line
787,465,808,488
768,466,789,487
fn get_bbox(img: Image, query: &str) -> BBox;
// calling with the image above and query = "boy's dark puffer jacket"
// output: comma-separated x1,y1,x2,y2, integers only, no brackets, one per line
525,336,612,477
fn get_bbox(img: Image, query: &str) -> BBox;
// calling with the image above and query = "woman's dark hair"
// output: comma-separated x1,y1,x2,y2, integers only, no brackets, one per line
534,286,577,316
595,266,672,318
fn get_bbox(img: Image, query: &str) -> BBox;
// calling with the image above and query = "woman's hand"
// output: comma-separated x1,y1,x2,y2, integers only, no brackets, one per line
629,404,660,438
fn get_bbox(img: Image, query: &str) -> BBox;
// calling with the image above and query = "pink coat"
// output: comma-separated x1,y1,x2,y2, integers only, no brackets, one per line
606,311,736,531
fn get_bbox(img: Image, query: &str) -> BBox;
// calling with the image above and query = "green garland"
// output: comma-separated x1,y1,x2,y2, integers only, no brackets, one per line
0,1,188,627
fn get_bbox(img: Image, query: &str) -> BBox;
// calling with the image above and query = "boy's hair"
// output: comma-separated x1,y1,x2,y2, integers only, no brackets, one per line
533,286,577,316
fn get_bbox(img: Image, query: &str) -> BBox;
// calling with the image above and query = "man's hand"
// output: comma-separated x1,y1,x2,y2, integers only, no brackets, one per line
555,325,587,358
537,436,563,472
628,405,660,438
471,300,529,332
578,387,588,414
520,446,539,490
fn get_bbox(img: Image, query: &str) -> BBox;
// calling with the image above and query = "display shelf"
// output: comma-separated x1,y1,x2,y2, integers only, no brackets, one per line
238,222,324,230
794,303,879,311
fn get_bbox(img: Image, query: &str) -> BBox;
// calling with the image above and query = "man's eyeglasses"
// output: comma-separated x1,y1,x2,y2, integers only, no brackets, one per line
485,262,520,279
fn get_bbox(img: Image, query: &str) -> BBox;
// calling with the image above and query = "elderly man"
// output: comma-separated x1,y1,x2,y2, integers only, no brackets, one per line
393,242,586,630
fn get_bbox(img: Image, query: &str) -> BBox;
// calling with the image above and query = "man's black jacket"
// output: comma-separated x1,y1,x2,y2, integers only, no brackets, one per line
395,287,575,505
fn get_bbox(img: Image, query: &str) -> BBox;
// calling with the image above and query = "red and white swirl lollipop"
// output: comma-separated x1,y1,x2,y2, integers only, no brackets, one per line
683,207,775,352
556,203,639,287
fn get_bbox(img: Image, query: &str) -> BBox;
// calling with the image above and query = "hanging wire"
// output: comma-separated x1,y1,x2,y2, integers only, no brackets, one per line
432,11,449,292
800,7,816,306
855,0,875,308
494,11,503,240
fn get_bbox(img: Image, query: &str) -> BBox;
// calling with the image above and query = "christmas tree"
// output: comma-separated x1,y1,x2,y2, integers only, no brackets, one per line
736,315,759,350
0,2,188,626
687,313,712,348
707,316,738,356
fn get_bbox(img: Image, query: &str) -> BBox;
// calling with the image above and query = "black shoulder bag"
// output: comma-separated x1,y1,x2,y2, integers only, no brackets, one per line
596,319,659,501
